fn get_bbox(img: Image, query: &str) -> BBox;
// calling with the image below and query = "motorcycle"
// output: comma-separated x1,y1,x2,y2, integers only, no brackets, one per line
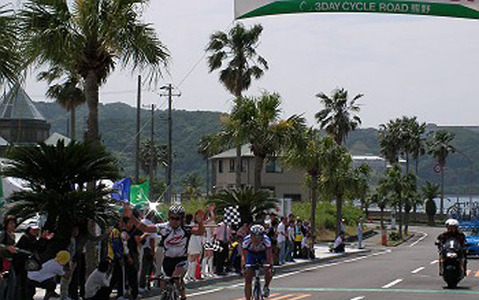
436,237,465,288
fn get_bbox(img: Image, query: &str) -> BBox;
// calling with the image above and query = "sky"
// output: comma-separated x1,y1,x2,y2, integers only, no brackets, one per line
3,0,479,128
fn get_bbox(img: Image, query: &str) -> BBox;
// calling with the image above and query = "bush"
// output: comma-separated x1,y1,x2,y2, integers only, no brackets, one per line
389,231,401,241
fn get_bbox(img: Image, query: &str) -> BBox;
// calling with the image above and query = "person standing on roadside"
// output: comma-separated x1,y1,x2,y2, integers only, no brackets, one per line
1,215,17,300
276,217,287,265
357,218,364,249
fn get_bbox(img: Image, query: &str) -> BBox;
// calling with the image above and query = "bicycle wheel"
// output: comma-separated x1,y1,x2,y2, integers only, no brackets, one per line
253,279,263,300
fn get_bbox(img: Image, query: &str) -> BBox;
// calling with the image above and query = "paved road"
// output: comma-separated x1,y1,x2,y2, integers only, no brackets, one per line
184,226,479,300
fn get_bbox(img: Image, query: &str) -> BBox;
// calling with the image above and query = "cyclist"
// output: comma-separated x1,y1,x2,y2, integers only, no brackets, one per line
124,204,204,300
241,224,273,300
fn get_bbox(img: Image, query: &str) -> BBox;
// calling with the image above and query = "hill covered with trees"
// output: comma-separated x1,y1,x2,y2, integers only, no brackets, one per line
35,101,479,195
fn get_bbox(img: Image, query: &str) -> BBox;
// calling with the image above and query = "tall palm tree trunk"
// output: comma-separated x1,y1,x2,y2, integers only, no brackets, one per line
85,71,100,143
440,169,445,216
70,106,76,140
253,155,265,190
205,159,209,196
235,144,242,188
398,198,403,239
336,194,343,237
310,174,318,245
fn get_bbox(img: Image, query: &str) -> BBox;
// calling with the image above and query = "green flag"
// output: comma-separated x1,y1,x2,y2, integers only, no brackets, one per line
130,181,150,205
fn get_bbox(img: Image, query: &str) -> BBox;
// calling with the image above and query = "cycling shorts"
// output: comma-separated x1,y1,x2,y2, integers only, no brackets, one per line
163,256,188,277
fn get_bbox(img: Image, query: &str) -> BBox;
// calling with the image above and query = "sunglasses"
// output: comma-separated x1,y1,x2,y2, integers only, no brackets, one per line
169,216,182,221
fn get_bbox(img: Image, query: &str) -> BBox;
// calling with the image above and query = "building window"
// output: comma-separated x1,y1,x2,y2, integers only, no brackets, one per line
284,194,302,202
229,159,235,172
241,158,247,172
218,160,223,173
265,159,283,173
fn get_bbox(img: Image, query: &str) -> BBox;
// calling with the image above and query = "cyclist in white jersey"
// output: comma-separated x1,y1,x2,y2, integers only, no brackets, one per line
125,204,204,300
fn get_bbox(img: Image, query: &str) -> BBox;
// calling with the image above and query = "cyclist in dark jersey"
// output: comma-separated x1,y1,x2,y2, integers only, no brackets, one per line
125,204,204,300
241,224,273,299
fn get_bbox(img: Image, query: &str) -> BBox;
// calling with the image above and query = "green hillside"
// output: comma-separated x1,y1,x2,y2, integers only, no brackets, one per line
35,101,479,195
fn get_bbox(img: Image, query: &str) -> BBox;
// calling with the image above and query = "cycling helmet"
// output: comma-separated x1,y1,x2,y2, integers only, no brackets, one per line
445,219,459,227
250,224,265,236
169,204,185,216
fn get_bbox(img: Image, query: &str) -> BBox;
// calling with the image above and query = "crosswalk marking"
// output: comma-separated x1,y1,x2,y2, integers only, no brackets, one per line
270,294,302,300
231,294,280,300
286,294,311,300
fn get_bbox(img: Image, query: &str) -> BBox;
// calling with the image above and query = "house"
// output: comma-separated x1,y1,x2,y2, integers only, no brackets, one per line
210,145,396,201
0,85,70,154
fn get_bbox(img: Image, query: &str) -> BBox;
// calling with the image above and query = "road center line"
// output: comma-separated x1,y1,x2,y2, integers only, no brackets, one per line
409,232,428,247
430,260,439,265
411,267,425,274
350,296,365,300
382,279,403,289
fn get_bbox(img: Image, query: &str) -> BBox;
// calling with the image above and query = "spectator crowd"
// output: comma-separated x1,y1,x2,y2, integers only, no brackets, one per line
0,204,316,300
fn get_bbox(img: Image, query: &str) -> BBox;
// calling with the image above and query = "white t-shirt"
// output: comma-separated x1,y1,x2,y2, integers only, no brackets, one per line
287,226,295,241
333,236,343,248
85,269,112,298
277,223,286,243
142,219,157,249
28,259,65,282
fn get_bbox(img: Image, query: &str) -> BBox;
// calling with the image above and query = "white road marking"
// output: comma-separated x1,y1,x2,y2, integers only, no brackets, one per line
411,267,425,274
188,250,392,298
409,232,428,247
350,296,366,300
430,260,439,265
382,279,403,289
187,287,225,297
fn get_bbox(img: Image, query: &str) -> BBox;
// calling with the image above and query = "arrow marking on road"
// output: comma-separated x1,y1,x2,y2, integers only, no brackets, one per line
409,232,428,247
411,267,425,274
466,270,471,277
475,270,479,277
382,279,403,289
350,297,365,300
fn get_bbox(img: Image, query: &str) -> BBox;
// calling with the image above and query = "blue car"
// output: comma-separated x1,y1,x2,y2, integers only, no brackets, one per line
460,222,479,257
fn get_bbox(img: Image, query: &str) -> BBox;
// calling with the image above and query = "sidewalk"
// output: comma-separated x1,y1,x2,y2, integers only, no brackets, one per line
32,243,369,300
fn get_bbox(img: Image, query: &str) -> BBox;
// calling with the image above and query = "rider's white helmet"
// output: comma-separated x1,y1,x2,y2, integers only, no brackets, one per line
445,219,459,227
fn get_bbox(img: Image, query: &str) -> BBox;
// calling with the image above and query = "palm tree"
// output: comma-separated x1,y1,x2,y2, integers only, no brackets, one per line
139,140,167,177
206,23,268,187
378,119,403,165
318,137,355,236
427,130,456,215
181,173,203,200
315,87,363,145
0,5,21,85
378,165,407,238
351,164,371,219
209,186,278,224
422,181,439,225
19,0,169,143
197,134,224,195
282,127,322,244
2,140,119,248
37,67,85,140
239,92,305,190
402,173,417,235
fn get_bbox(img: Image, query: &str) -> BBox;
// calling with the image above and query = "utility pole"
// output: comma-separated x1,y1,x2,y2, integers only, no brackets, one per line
149,104,155,202
135,75,141,184
160,84,180,203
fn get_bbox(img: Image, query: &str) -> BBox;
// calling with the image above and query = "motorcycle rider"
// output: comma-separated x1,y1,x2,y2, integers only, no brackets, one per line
436,219,467,276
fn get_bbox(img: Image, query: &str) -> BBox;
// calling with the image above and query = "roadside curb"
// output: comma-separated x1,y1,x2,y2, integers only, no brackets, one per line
140,248,372,298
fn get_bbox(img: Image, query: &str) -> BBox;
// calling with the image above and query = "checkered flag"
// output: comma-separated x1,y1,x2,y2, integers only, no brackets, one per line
224,205,241,226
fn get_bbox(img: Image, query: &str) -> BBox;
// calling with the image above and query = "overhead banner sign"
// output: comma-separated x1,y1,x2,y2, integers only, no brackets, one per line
235,0,479,20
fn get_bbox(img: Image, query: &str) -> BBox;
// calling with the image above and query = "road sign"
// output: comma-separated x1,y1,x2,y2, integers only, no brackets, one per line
434,164,443,173
235,0,479,20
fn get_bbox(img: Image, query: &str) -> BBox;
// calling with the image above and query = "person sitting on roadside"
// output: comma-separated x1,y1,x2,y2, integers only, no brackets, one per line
27,250,71,300
84,260,112,300
332,232,345,253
